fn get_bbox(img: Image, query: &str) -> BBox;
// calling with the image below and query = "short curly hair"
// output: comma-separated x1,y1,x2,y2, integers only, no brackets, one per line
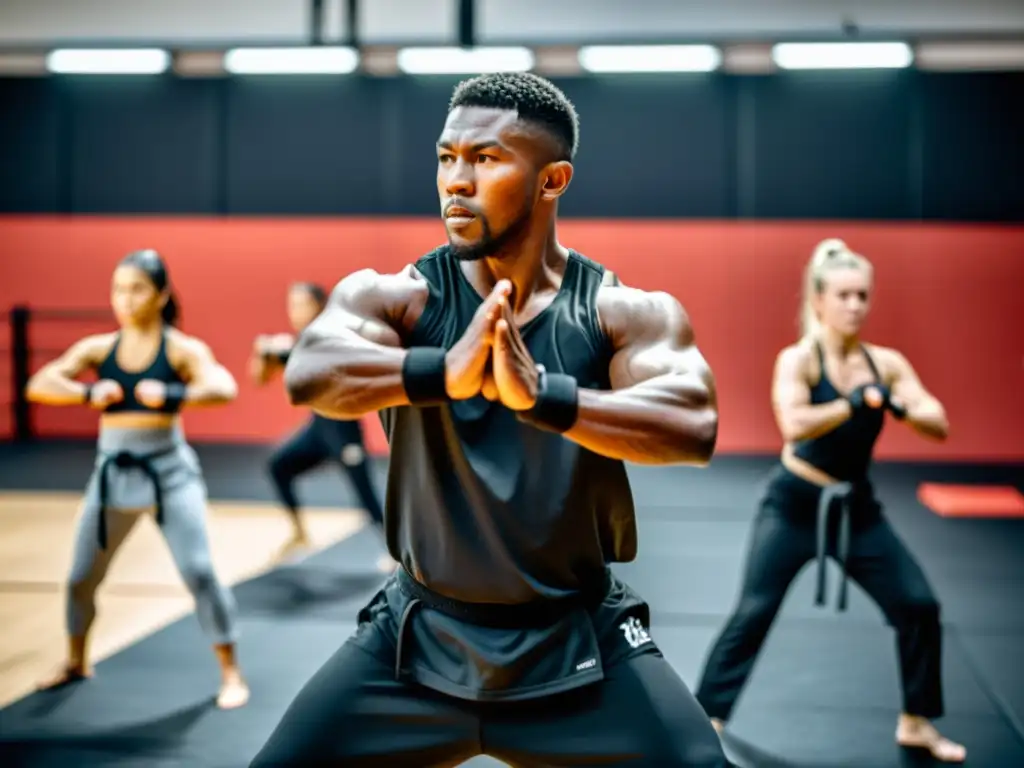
448,72,579,161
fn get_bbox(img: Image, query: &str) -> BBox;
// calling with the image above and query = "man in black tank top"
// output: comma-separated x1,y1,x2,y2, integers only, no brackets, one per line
250,73,729,767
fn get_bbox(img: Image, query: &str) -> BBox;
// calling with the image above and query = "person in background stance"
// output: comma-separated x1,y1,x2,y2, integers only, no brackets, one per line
26,249,249,710
250,281,391,570
694,239,965,763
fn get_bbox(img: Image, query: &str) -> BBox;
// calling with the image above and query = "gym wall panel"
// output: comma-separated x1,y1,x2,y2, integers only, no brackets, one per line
386,77,466,216
556,77,735,219
750,71,918,220
920,72,1024,222
65,78,222,213
0,79,62,212
2,72,1021,221
223,78,388,215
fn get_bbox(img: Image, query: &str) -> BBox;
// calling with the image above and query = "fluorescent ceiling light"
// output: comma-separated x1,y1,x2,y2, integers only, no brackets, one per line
397,47,534,75
772,42,913,70
46,48,170,75
224,47,358,74
916,41,1024,71
579,45,721,73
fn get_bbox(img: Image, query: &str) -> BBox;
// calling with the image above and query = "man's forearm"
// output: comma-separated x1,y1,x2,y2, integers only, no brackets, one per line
562,375,717,466
284,334,411,419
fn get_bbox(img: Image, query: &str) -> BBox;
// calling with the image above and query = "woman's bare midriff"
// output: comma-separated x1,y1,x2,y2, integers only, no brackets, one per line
100,413,179,430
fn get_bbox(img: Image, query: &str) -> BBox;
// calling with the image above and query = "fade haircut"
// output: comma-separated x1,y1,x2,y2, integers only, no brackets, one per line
448,72,579,161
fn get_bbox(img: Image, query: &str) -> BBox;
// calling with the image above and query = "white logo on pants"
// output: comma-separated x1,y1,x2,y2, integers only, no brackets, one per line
619,617,652,649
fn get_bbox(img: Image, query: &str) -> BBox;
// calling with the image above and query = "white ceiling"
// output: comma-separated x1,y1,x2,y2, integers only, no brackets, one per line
2,0,1024,47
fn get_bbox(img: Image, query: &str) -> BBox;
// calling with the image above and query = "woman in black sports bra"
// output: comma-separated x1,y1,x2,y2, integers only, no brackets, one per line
694,239,965,763
25,249,250,709
249,282,389,569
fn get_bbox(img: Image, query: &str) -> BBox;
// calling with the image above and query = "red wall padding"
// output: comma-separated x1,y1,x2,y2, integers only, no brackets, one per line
1,217,1021,461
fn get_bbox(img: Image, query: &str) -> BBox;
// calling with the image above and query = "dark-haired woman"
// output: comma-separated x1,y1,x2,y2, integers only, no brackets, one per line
249,282,390,570
26,249,249,709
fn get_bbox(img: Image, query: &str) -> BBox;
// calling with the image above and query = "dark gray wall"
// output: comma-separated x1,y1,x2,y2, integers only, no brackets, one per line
1,71,1021,221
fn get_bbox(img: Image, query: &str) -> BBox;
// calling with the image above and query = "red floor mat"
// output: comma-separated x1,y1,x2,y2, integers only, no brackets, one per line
918,483,1024,518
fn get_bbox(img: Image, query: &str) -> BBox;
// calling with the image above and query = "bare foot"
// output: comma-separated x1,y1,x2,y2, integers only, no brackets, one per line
710,717,725,735
897,715,966,763
274,531,311,562
376,554,397,574
37,663,92,691
289,523,312,547
217,672,250,710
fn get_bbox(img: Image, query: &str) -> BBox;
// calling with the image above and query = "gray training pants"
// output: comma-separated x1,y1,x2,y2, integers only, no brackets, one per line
66,425,238,645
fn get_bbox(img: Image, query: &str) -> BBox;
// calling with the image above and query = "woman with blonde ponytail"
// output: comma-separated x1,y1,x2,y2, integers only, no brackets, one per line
695,239,965,762
800,238,851,339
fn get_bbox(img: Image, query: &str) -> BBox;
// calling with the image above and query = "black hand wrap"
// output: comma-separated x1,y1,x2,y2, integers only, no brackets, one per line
163,382,188,411
82,383,94,406
517,365,579,433
847,385,871,411
402,347,450,405
884,388,907,420
847,384,906,420
271,349,291,365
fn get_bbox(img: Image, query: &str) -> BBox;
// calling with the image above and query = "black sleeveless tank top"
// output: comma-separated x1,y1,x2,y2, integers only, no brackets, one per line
379,246,637,604
95,331,186,414
791,342,885,481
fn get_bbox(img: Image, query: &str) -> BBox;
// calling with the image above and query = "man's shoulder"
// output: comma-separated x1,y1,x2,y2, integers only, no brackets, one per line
566,249,622,287
409,244,451,275
597,284,684,319
596,284,690,347
337,245,449,293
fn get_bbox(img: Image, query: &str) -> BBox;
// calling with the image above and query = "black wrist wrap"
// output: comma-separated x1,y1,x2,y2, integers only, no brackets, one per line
402,347,450,405
519,367,579,433
163,382,187,411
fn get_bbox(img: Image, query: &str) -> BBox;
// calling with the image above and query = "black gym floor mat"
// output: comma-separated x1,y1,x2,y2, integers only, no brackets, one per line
0,444,1021,767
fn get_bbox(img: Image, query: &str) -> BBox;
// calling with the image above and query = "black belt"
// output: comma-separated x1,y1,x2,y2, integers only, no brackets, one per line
814,482,854,612
396,567,610,629
96,447,176,549
393,567,611,681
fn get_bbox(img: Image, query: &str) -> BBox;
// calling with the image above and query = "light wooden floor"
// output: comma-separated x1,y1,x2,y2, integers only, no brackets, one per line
0,491,365,709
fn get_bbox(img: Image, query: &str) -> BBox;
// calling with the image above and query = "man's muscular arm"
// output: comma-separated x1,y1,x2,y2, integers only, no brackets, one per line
284,269,419,419
772,345,852,442
563,290,717,466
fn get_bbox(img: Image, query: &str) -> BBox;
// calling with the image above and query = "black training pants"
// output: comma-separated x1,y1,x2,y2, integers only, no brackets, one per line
249,640,729,767
695,473,944,722
267,415,384,529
